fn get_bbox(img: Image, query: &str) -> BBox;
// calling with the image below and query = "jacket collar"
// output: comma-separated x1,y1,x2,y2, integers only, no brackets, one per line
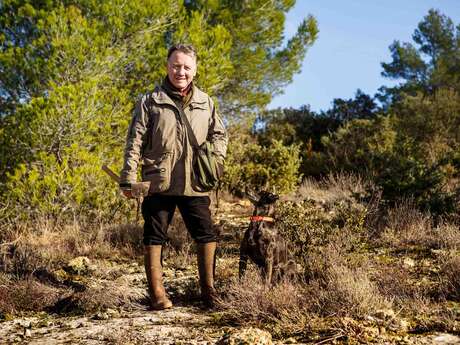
152,84,208,108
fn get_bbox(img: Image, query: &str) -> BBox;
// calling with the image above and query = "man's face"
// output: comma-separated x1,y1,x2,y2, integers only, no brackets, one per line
167,50,197,90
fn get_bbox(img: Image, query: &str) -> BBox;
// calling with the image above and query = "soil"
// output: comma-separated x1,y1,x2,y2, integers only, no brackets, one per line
1,199,460,344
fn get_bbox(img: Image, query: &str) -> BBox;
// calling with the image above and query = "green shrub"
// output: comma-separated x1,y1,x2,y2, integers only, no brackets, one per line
275,193,368,273
321,90,460,215
223,136,302,194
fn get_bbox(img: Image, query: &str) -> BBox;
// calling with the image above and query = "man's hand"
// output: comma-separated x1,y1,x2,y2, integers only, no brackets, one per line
122,189,134,199
101,166,135,198
119,181,150,199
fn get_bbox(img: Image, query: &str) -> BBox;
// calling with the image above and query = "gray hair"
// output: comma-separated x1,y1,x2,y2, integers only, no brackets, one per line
167,44,197,61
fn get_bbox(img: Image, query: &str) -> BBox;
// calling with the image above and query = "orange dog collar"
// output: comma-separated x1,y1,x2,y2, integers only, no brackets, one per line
250,216,275,222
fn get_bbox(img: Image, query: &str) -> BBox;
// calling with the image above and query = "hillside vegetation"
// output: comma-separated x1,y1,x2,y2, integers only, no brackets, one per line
0,1,459,343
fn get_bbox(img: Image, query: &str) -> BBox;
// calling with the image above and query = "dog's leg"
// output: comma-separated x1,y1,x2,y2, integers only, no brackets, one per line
239,244,249,279
265,257,273,285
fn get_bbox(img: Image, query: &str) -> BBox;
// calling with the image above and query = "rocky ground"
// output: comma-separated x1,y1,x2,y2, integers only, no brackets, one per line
1,198,460,344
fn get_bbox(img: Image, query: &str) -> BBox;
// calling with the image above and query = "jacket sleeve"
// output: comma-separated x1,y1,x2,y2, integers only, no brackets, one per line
120,95,150,184
207,98,228,162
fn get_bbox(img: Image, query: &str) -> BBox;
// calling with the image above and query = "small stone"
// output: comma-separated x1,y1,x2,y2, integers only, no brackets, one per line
365,315,376,322
403,258,415,268
18,320,31,328
93,312,109,320
24,329,32,337
106,308,119,317
373,309,395,321
284,337,297,344
66,256,93,275
216,327,272,345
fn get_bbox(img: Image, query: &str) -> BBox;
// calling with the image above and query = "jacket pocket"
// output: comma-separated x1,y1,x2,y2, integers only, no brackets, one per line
141,152,172,193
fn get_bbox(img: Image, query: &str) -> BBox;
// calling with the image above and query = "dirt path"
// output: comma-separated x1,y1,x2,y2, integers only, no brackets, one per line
0,200,250,345
1,306,226,344
0,262,230,344
3,308,460,345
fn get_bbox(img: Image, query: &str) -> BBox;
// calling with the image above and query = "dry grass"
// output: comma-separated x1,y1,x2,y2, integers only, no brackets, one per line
307,246,392,318
0,209,207,316
52,277,145,314
379,199,434,248
1,172,459,342
216,268,312,335
375,265,430,310
378,200,460,251
217,245,391,337
0,274,67,314
313,264,390,317
0,268,146,316
438,253,460,301
106,223,144,258
0,219,145,277
294,173,369,204
0,218,148,315
435,222,460,250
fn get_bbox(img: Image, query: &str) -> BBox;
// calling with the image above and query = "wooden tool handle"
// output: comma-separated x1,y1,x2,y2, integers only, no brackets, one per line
101,165,120,183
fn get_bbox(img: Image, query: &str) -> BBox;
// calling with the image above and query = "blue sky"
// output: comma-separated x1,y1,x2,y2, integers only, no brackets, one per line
269,0,460,112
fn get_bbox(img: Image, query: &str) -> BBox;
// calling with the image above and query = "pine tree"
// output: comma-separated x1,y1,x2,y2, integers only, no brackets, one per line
0,0,318,221
380,9,460,104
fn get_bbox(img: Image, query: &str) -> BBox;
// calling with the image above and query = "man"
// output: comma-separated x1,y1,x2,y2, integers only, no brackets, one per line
119,44,227,310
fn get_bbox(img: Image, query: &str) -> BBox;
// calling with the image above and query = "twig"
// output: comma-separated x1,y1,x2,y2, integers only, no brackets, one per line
314,331,345,345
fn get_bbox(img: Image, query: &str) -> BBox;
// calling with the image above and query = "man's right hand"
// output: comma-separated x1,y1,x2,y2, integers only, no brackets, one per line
122,189,134,199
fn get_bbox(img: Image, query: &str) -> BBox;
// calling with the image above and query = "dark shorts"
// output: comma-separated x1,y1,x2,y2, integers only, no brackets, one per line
141,194,216,245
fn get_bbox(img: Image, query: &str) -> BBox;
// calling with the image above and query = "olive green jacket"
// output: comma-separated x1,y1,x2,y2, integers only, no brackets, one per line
120,84,228,196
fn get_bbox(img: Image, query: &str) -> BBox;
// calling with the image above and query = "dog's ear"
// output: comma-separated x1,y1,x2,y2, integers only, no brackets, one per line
270,193,280,203
245,188,260,205
259,191,279,205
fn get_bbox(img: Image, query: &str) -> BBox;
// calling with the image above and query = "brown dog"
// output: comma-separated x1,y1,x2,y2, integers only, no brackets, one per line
239,191,296,284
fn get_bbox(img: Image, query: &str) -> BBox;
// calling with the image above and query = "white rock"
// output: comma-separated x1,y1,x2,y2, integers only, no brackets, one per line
431,333,460,344
403,257,416,268
216,327,272,345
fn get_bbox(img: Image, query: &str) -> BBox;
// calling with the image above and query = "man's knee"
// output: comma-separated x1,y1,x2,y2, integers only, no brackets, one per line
179,196,216,243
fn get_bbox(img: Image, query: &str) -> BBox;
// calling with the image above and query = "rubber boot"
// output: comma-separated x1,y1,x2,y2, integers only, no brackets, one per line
197,242,217,308
144,245,173,310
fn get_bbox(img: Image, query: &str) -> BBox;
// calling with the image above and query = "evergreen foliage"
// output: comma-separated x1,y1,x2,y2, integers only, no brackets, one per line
321,89,460,214
223,129,301,194
379,9,460,104
256,90,379,177
0,0,317,221
184,0,318,115
254,9,459,216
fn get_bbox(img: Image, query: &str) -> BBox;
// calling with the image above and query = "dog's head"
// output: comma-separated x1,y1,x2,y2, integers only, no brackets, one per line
246,190,279,217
